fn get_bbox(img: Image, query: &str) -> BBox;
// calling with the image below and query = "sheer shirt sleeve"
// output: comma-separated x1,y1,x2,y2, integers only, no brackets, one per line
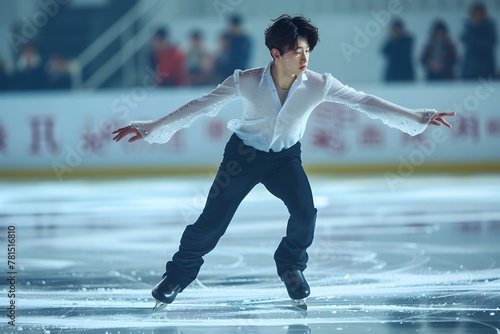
323,74,436,136
130,71,241,144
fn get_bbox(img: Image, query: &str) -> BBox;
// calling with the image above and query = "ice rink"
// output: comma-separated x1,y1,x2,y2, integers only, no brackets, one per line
1,174,499,334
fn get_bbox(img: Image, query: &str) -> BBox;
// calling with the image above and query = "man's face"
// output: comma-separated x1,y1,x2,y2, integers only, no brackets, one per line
277,36,310,76
471,9,486,23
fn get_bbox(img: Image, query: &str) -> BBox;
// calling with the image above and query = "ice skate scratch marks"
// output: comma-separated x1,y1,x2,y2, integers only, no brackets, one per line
2,176,499,331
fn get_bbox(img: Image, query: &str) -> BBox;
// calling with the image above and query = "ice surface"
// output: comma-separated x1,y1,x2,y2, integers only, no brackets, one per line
0,175,499,334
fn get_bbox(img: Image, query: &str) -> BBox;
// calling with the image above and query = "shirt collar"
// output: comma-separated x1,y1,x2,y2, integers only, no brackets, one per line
259,60,308,88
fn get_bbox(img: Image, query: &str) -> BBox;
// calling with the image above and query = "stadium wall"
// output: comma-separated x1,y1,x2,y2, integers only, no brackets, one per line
0,81,499,180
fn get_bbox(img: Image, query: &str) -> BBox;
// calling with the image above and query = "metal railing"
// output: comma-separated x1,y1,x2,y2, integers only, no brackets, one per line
71,0,499,89
73,0,179,90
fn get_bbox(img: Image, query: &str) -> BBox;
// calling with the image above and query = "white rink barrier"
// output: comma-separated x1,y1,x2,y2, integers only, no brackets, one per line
0,81,499,180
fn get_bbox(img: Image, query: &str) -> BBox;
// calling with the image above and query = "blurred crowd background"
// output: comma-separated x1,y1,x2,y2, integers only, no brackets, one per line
0,0,498,92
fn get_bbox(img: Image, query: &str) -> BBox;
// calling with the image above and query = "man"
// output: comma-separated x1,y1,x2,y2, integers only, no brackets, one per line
113,15,454,308
381,19,415,82
226,14,252,73
420,20,458,81
461,2,497,79
150,27,188,87
186,30,213,86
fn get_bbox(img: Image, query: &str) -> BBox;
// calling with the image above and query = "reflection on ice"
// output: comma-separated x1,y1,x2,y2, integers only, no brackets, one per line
0,175,499,333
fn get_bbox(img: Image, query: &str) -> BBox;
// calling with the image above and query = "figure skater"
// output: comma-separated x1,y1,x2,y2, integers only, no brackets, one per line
113,15,455,309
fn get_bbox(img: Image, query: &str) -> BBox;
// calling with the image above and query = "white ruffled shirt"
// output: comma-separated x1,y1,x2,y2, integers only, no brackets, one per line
131,61,436,152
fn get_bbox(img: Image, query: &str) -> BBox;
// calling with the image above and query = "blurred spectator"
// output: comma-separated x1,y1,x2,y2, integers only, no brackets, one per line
45,53,72,90
382,19,415,82
186,30,213,86
212,33,232,84
151,27,188,87
0,58,12,91
420,20,458,81
226,14,252,73
460,2,497,80
14,43,46,90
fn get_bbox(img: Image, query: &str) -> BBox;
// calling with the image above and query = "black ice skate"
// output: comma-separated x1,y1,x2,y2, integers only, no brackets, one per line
281,270,310,311
151,276,181,311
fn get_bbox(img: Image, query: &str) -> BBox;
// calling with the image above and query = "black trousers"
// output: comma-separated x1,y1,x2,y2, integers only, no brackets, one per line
165,133,317,290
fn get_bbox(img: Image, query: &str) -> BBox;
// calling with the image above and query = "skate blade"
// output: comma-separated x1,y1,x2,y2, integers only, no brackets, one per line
152,300,167,313
291,299,308,311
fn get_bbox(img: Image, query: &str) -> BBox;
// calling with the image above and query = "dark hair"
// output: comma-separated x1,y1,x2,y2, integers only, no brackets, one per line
264,15,319,56
432,20,448,35
230,14,243,26
190,29,202,40
154,27,169,39
470,1,487,15
391,19,405,30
